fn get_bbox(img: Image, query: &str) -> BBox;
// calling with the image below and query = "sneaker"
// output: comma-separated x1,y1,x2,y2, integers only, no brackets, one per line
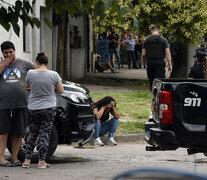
94,137,104,146
107,137,117,146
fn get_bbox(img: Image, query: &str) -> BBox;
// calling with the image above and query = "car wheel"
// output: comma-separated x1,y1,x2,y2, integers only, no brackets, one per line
7,125,58,163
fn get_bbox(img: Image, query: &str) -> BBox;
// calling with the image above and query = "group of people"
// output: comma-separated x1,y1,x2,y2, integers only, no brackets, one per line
0,41,64,168
96,30,145,73
0,41,120,169
96,25,207,90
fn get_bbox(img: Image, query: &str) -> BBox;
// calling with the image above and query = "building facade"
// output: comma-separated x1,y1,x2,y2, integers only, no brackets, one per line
0,0,95,81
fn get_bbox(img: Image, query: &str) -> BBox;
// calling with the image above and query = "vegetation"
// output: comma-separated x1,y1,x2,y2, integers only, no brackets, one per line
0,0,40,36
91,91,151,120
116,121,145,134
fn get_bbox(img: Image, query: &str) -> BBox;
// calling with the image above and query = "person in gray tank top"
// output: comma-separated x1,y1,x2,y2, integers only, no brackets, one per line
22,52,64,169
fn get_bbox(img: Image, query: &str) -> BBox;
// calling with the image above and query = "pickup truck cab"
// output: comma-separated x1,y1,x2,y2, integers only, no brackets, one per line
145,78,207,155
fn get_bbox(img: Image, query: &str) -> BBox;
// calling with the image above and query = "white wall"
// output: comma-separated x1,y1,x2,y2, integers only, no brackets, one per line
40,7,53,69
71,48,85,80
69,16,87,80
0,0,46,63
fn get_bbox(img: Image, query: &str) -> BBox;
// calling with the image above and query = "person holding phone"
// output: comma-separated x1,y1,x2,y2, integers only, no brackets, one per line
92,96,120,146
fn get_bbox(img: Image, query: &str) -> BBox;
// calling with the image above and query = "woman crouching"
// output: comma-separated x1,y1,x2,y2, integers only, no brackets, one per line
93,96,120,146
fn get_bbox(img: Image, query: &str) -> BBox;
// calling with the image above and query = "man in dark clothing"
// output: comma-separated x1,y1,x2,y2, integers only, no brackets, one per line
142,26,172,91
189,47,207,79
108,30,121,69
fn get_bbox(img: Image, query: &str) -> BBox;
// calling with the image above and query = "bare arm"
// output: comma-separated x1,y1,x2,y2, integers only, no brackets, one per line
93,106,107,120
122,41,127,45
24,82,30,91
142,48,146,57
110,106,120,119
110,101,120,119
165,48,172,73
110,38,119,44
55,82,64,94
122,41,129,48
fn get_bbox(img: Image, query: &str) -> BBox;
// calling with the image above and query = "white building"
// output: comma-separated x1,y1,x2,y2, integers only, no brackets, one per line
0,0,95,81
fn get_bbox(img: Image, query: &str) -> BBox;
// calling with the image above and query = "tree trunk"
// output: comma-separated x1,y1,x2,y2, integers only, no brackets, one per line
170,42,188,78
56,11,68,79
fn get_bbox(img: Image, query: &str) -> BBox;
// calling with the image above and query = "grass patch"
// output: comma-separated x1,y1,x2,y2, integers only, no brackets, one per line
126,79,150,90
91,91,151,121
116,121,145,134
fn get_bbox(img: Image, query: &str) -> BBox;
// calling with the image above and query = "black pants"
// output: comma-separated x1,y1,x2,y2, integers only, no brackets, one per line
25,107,56,161
127,51,137,69
147,63,166,91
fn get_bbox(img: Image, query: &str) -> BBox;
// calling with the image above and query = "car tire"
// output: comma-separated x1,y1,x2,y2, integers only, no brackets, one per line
7,125,58,163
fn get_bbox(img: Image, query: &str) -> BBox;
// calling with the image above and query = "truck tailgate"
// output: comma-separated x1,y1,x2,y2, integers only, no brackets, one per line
174,83,207,130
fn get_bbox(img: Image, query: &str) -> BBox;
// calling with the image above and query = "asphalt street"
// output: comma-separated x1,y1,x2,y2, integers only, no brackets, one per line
1,143,207,180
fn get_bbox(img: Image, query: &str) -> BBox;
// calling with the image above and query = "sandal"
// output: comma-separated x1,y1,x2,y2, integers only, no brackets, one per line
22,163,30,168
11,159,22,167
0,160,11,167
38,163,50,169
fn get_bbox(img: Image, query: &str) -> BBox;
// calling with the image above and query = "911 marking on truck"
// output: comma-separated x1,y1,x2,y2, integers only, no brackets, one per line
184,98,201,107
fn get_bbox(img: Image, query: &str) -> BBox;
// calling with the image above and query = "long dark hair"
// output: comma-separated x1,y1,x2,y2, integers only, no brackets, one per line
92,96,116,109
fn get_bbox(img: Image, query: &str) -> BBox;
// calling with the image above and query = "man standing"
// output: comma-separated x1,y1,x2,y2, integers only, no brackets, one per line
0,41,34,166
108,30,121,69
142,26,172,90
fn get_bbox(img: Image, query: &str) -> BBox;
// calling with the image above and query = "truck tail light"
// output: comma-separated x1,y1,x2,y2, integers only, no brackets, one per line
159,91,173,124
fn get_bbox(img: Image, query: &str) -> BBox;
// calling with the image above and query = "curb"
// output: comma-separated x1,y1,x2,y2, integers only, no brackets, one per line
115,133,145,143
89,133,145,145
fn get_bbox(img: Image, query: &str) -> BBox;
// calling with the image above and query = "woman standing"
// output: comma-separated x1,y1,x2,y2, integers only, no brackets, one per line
122,34,138,69
134,34,144,68
119,32,128,68
22,52,64,168
93,96,120,146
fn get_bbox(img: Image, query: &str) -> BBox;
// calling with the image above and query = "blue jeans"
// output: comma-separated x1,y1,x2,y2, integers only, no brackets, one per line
109,48,120,68
94,118,119,139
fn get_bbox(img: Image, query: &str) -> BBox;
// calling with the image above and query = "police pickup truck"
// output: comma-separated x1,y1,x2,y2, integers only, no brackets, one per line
145,78,207,155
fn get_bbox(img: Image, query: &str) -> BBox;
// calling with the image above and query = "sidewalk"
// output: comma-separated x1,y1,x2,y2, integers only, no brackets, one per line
85,65,170,81
86,66,148,80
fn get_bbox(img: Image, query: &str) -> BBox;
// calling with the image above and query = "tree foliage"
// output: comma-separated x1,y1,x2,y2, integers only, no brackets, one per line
134,0,207,45
2,0,207,45
1,0,138,36
91,0,207,45
0,0,40,36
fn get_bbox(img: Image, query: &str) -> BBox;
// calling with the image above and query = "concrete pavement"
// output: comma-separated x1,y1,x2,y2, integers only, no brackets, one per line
86,65,170,80
87,67,148,80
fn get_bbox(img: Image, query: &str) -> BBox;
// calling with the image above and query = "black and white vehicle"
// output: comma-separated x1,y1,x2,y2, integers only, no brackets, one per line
145,79,207,155
8,80,95,162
